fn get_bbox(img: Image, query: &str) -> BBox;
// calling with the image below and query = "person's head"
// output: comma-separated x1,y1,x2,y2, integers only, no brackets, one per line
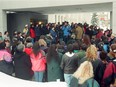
47,44,59,63
36,24,39,27
38,39,47,47
32,42,40,57
64,22,68,26
4,31,8,35
110,44,116,54
17,32,22,36
82,35,91,46
73,61,93,84
13,31,18,37
67,44,74,53
30,24,34,28
26,43,33,48
73,42,79,51
40,35,46,40
111,33,116,39
17,44,25,52
80,43,88,51
86,45,97,60
97,42,104,51
25,24,28,28
100,51,107,61
25,37,32,43
0,42,6,50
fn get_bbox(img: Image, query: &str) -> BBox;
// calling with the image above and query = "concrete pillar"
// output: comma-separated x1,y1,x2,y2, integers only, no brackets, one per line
0,9,7,34
112,2,116,33
110,11,112,29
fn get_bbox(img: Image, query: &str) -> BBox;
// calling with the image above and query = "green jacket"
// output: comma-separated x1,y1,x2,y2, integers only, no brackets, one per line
70,77,100,87
47,53,64,81
77,50,86,65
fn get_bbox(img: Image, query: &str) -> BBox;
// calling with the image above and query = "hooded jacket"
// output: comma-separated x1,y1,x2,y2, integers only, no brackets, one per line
61,52,78,74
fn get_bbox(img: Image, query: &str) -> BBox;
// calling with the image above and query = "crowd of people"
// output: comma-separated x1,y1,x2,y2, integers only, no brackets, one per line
0,21,116,87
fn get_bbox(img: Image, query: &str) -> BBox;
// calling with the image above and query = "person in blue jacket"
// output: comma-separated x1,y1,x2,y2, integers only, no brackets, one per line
62,22,71,43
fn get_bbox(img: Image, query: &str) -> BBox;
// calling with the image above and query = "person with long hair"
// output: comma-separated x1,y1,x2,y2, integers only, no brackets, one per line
70,61,99,87
82,34,91,48
47,44,64,81
30,42,46,82
61,44,78,87
79,45,101,82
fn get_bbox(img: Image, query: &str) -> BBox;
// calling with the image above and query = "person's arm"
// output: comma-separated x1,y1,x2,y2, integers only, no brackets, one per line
60,55,65,69
25,55,32,68
103,62,114,86
70,77,79,87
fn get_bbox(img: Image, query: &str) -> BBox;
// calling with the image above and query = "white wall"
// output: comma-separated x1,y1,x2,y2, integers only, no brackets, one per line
0,0,114,10
113,1,116,33
48,13,92,24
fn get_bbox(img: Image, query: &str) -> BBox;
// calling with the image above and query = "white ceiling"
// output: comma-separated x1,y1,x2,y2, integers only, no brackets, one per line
7,2,112,14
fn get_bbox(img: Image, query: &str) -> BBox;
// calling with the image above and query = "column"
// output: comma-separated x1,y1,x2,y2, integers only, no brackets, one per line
0,9,7,34
110,11,112,29
112,2,116,33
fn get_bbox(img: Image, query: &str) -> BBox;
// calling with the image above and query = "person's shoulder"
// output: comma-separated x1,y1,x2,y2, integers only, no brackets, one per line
87,78,100,87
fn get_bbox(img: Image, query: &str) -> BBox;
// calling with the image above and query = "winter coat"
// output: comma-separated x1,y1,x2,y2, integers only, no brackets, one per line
96,32,103,39
35,26,41,36
61,52,78,74
103,60,116,87
62,26,71,36
75,26,84,40
30,50,46,72
13,51,33,80
70,77,100,87
30,28,36,38
95,61,108,86
47,53,64,81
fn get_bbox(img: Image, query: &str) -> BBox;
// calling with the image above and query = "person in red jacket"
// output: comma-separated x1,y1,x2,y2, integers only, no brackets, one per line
30,24,36,44
96,29,104,40
30,42,46,82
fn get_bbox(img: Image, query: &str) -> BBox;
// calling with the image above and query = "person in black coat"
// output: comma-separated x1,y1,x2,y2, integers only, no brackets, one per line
13,44,33,80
